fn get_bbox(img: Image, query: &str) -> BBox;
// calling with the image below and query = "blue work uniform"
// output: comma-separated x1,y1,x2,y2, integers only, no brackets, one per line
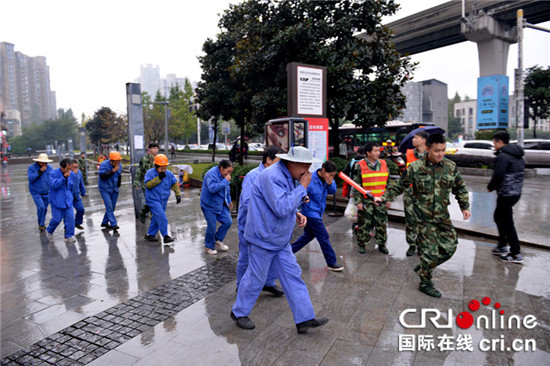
28,163,52,227
145,168,177,237
46,168,75,237
200,166,232,250
291,170,338,266
236,163,277,288
232,161,316,324
71,170,86,226
98,159,121,227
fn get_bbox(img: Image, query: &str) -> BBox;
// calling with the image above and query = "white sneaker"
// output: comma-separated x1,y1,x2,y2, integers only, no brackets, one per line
205,248,218,255
215,240,229,251
65,236,76,244
46,231,54,241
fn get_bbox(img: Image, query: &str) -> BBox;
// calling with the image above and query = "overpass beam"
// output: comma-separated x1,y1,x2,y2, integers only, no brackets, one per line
461,14,517,77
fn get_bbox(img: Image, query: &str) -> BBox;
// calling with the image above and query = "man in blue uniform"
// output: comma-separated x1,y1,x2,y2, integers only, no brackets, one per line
98,151,122,231
291,160,344,271
28,153,53,231
70,159,86,230
236,145,284,296
200,160,233,255
144,154,181,244
231,146,328,334
46,158,76,243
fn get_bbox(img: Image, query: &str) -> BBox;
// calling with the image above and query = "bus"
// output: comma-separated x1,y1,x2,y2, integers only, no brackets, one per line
330,120,435,155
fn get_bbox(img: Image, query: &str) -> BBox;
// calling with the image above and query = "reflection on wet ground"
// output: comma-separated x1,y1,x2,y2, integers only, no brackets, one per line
1,163,549,365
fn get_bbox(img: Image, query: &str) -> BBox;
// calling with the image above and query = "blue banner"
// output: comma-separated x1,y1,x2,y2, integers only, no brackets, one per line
476,75,509,130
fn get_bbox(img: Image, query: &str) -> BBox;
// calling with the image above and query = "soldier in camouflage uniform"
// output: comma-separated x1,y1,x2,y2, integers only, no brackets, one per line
376,134,471,298
403,131,429,256
133,143,160,223
78,152,89,185
353,142,392,255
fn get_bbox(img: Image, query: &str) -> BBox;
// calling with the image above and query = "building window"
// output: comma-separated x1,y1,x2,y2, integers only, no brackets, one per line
469,108,473,115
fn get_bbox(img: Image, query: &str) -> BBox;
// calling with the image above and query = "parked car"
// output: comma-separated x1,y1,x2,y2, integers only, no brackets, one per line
511,139,550,167
453,140,495,157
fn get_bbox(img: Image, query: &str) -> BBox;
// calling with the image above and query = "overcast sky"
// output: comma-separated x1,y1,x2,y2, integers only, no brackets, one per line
1,0,548,120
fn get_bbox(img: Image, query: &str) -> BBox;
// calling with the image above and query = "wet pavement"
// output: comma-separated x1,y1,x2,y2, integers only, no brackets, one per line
1,162,549,365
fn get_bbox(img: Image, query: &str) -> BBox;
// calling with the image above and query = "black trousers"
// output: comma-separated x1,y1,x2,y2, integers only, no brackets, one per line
494,195,521,255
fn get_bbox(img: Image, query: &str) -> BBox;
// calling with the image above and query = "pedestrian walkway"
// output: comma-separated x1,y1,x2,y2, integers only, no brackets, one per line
1,163,550,365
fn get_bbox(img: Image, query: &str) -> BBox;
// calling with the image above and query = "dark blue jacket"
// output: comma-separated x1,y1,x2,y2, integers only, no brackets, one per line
28,163,52,195
488,144,525,197
49,168,74,209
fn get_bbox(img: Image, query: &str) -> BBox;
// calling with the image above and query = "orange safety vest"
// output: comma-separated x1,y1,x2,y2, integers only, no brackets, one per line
358,159,388,197
406,149,418,168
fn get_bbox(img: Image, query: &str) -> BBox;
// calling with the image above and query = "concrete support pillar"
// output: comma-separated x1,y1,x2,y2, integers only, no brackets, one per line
461,14,517,77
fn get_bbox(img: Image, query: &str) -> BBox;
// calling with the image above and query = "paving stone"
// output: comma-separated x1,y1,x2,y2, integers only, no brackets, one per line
1,257,238,365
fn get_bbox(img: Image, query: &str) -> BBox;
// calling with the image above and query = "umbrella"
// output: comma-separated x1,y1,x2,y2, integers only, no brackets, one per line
398,126,445,154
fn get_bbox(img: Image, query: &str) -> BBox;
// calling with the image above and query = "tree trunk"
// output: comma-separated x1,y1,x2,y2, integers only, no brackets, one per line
211,119,218,163
239,123,245,166
534,119,537,138
329,118,340,157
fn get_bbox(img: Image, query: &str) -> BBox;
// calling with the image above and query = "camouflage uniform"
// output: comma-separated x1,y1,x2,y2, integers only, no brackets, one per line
353,159,389,249
404,149,426,247
133,154,155,189
78,156,89,185
133,153,156,220
381,157,470,285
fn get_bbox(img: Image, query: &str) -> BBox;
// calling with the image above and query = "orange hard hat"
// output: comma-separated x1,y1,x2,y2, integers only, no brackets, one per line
154,154,169,166
109,151,122,160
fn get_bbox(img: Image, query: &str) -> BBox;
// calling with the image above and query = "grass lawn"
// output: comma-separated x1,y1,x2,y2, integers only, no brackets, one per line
188,163,213,180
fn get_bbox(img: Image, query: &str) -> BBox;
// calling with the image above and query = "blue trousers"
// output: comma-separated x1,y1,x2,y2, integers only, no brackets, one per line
201,206,232,250
232,243,315,324
236,230,277,288
147,201,168,237
291,217,337,266
47,205,75,238
31,193,49,226
74,198,85,226
100,190,118,226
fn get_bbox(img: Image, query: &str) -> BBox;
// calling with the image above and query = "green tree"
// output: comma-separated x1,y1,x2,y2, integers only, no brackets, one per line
142,92,167,145
197,0,415,161
85,107,127,152
447,92,462,140
524,65,550,138
10,109,79,154
168,80,197,147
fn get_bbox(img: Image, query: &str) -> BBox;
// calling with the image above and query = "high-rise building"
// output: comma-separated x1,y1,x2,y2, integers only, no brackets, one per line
0,42,56,126
396,79,448,132
137,66,195,99
139,64,160,97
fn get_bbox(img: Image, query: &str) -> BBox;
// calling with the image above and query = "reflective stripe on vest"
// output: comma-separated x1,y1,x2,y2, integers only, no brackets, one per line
358,159,388,197
406,149,418,168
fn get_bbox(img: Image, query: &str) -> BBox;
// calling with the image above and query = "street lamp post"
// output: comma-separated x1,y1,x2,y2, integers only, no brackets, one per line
152,101,169,154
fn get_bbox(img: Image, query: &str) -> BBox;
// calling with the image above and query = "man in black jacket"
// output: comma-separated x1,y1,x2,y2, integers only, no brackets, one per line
487,131,525,264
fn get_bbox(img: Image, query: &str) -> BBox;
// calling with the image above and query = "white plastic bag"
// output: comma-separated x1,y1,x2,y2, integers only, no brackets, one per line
344,198,358,223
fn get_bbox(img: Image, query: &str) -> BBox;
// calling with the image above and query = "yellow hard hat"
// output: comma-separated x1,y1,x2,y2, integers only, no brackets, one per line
154,154,169,166
109,151,122,160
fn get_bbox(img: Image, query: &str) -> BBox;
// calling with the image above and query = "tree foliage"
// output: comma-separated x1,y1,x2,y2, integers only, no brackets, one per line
85,107,127,148
197,0,415,156
142,92,167,145
524,65,550,138
447,92,462,140
9,108,79,155
167,81,197,147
